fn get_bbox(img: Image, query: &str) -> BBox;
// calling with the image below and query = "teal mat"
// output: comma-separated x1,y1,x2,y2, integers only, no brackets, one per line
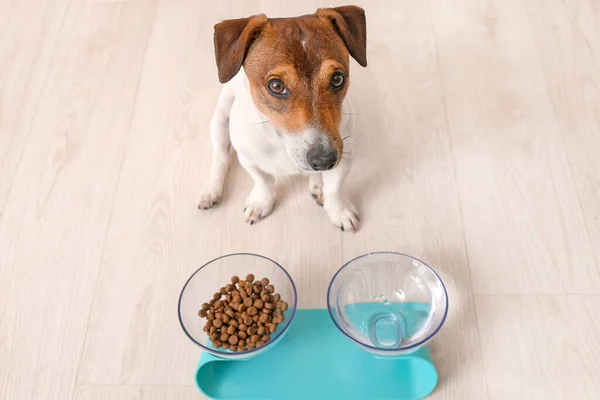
195,308,438,399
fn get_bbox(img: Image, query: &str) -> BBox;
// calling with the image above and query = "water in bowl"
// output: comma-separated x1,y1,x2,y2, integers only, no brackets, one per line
343,301,431,350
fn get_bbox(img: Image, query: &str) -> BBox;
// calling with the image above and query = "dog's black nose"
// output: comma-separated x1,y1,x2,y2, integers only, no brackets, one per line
307,146,338,171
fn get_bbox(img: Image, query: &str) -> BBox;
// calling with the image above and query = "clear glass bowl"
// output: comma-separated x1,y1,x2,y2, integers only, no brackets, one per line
178,253,297,359
327,252,448,356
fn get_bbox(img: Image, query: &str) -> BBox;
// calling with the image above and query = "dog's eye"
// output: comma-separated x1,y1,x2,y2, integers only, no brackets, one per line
267,79,288,98
330,73,345,90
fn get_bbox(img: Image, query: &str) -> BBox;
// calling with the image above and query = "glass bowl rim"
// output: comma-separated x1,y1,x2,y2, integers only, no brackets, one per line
178,252,298,357
326,251,449,353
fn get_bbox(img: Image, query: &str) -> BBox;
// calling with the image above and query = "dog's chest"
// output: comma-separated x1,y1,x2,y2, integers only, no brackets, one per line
228,97,297,175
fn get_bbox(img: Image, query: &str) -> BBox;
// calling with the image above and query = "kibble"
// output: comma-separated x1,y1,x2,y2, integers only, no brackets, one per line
196,274,288,353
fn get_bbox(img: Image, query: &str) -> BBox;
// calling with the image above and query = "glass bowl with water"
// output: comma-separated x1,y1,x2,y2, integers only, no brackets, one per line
327,252,448,356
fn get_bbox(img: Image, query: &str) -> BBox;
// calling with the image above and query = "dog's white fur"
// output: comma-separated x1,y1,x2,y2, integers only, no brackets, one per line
199,70,359,231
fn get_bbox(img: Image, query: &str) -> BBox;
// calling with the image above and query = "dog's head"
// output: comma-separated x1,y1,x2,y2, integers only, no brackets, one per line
213,6,367,171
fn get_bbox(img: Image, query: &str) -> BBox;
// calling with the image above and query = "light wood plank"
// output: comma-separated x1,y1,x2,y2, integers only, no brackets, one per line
0,0,70,217
430,0,600,294
475,295,600,399
74,385,200,400
341,28,487,397
76,0,240,385
0,1,157,398
526,0,600,278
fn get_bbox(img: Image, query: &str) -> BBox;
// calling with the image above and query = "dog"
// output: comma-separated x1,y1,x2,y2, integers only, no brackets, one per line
198,6,367,232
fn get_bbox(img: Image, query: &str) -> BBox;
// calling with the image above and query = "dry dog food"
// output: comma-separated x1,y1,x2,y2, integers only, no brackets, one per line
198,274,288,353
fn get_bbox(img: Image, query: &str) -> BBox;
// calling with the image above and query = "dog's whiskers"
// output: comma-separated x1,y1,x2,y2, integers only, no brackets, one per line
253,120,269,125
342,134,365,138
341,134,364,145
341,151,354,163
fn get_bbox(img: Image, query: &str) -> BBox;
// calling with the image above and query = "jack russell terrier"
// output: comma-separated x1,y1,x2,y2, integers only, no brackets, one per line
198,6,367,232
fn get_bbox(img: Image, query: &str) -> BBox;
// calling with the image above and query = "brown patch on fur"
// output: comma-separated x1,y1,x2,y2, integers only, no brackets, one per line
315,7,367,68
214,14,268,83
213,6,367,160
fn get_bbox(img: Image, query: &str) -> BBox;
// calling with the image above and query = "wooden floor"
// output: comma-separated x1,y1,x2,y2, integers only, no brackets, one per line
1,0,599,399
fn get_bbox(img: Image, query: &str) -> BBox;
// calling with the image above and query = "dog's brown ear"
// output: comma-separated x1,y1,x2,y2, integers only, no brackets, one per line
317,6,367,67
214,14,268,83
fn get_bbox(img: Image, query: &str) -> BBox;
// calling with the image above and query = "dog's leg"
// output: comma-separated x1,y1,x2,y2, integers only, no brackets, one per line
308,173,324,206
198,86,235,209
239,160,275,225
322,161,359,232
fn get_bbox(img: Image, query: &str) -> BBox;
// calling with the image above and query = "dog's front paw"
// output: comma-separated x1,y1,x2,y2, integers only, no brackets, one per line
309,182,324,206
244,187,274,225
198,181,223,210
324,198,360,232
